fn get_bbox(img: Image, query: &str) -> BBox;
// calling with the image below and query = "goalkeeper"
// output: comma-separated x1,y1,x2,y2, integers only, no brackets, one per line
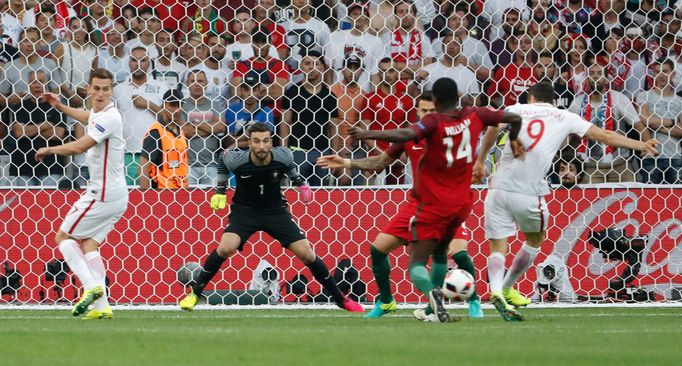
179,123,363,312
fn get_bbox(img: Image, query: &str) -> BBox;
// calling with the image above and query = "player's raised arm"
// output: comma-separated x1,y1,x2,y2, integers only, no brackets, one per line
283,159,313,205
41,92,90,125
317,152,397,172
348,126,418,143
584,125,659,156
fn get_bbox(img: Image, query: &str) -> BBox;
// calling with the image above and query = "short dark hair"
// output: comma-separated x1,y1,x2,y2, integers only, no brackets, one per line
89,68,114,84
431,78,459,107
419,91,433,103
379,57,392,65
234,7,252,18
528,81,555,103
654,57,675,71
247,122,273,136
252,27,270,43
131,46,148,54
538,51,553,60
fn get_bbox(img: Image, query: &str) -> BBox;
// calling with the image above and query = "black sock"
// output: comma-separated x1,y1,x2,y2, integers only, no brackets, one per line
307,257,345,305
192,250,226,296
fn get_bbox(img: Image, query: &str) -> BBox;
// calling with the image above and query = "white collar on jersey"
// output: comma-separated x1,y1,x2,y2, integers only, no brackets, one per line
92,103,115,114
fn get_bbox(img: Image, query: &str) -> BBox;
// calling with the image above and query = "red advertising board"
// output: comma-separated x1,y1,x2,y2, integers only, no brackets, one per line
0,187,680,304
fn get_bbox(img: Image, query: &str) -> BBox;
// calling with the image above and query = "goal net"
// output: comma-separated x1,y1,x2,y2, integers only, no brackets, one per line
0,0,681,306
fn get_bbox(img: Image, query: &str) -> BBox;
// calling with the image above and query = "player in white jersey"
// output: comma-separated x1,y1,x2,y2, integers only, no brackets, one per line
474,81,659,321
36,69,128,320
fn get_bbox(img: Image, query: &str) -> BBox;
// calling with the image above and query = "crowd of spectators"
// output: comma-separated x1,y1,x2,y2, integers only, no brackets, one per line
1,0,681,187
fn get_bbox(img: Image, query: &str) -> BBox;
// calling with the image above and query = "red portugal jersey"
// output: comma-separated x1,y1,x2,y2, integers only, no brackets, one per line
408,107,504,207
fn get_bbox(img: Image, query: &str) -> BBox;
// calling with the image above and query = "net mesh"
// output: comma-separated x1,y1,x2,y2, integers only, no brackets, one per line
0,0,681,305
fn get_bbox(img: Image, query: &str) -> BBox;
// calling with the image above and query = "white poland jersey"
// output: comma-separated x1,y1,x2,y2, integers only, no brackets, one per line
489,103,593,196
84,103,128,202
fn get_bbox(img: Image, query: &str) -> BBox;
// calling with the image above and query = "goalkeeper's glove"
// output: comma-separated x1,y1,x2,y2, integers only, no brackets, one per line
296,183,312,205
210,194,227,210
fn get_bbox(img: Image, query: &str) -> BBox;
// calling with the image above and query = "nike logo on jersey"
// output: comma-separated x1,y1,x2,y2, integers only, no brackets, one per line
240,175,252,178
412,146,423,150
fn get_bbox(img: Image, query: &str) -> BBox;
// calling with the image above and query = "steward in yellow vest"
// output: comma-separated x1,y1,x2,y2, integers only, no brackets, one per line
140,90,189,189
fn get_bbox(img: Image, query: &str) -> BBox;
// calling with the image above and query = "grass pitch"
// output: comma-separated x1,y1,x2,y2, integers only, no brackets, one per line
1,307,680,366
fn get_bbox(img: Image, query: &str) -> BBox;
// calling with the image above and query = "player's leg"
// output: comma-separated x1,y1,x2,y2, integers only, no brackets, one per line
287,239,363,312
180,232,242,311
55,230,104,316
448,237,483,319
365,233,404,318
502,194,549,307
80,238,113,320
408,239,449,322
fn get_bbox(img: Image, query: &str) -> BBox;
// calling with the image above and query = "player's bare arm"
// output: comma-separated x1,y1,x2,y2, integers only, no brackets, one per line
317,153,396,172
584,125,659,156
348,126,417,143
41,92,91,125
473,126,500,183
502,112,525,159
35,135,97,162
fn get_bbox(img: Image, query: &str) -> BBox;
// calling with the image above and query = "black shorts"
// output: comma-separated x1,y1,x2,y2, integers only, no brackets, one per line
224,205,307,250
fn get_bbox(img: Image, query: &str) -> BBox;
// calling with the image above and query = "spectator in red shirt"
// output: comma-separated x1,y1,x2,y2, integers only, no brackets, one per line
486,32,537,107
361,57,417,184
254,0,288,60
232,28,290,120
179,0,227,40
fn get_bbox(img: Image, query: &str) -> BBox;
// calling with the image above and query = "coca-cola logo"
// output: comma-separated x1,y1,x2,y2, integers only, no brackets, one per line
551,191,682,298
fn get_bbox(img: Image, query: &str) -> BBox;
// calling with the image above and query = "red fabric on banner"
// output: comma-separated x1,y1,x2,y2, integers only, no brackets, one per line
0,188,680,304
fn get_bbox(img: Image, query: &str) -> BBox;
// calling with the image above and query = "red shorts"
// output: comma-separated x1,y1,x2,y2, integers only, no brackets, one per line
382,200,472,243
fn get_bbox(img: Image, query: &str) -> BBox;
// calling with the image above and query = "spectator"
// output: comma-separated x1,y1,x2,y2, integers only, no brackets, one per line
273,0,333,25
553,152,585,187
113,47,169,185
568,59,648,183
232,28,290,119
22,0,76,42
526,3,562,55
0,24,18,64
620,26,650,99
95,22,129,84
55,17,98,108
34,5,61,60
520,52,574,109
325,3,385,90
151,28,186,90
181,69,226,186
1,0,23,46
431,9,493,82
329,54,367,185
125,7,161,59
482,0,528,43
636,58,682,184
381,0,434,85
560,33,591,94
198,32,230,101
140,89,189,189
253,0,289,60
590,0,630,53
179,0,227,39
0,28,63,109
225,72,275,150
280,0,332,83
361,57,417,184
177,32,206,71
487,32,537,107
488,8,523,68
281,51,339,186
624,0,667,36
416,31,479,105
555,0,596,37
7,70,66,186
225,7,279,73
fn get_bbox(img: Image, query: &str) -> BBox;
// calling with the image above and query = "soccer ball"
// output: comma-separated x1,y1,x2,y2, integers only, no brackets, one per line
176,262,202,287
442,269,475,301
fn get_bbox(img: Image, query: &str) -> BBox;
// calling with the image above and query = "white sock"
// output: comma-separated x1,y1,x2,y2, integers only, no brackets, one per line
58,239,96,290
85,251,110,310
487,252,506,294
503,244,540,290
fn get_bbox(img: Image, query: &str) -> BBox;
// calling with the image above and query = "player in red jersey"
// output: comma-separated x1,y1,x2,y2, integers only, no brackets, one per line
319,93,483,321
348,78,524,322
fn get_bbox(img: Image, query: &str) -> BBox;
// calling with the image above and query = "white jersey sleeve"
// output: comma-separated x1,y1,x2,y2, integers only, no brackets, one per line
87,109,119,143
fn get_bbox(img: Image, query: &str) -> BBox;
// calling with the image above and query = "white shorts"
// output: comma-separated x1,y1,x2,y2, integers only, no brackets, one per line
60,196,128,244
484,189,549,239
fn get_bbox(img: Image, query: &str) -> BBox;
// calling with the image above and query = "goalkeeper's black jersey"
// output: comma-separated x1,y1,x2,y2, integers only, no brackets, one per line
222,147,301,209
